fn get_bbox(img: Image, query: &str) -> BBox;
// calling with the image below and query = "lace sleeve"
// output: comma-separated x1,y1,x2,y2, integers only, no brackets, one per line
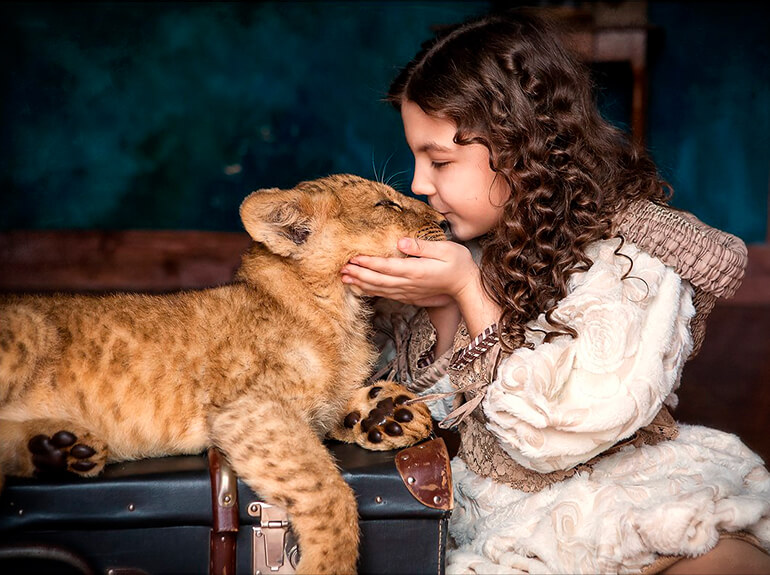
405,308,451,393
482,239,696,473
368,300,451,393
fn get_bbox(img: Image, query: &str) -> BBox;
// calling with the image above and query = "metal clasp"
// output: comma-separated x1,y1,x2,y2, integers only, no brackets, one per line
248,501,299,574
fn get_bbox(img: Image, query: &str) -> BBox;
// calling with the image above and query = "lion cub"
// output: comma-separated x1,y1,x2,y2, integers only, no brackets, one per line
0,174,445,575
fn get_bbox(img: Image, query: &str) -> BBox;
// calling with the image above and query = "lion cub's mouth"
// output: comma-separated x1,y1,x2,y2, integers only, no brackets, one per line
404,222,449,258
416,223,448,243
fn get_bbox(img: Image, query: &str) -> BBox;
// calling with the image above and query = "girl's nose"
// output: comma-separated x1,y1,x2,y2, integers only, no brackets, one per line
411,165,434,197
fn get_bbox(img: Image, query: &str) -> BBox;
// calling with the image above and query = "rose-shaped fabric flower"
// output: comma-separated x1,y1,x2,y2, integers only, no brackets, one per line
550,293,604,327
492,340,576,426
574,301,641,375
551,500,583,538
496,350,531,394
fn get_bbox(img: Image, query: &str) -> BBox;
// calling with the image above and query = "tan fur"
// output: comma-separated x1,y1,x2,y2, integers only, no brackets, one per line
0,174,444,575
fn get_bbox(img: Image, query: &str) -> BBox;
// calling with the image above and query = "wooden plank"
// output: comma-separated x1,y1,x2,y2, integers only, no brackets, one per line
0,230,251,293
729,243,770,305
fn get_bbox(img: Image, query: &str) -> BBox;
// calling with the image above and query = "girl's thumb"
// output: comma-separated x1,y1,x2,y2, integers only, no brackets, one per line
398,237,419,254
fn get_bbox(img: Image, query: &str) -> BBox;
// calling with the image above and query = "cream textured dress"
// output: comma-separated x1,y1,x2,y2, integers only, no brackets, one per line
372,202,770,574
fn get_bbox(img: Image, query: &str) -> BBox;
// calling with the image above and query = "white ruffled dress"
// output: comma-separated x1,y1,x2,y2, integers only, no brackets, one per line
417,239,770,574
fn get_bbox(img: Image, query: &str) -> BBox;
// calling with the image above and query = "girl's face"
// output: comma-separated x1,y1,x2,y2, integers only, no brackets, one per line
401,99,509,242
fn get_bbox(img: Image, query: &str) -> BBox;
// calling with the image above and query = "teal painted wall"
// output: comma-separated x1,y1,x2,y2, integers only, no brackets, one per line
2,1,768,243
647,1,769,243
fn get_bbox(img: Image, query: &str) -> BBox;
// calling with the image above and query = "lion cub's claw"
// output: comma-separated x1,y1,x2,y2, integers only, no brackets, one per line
333,381,433,451
27,430,102,477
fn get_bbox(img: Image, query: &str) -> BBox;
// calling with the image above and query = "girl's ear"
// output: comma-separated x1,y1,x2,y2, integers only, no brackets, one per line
239,188,313,257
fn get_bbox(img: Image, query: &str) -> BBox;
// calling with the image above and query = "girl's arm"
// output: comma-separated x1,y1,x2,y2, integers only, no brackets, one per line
425,303,462,357
482,241,694,473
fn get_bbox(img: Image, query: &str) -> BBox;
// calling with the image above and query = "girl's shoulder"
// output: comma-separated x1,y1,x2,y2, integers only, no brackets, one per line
612,200,748,356
613,200,747,299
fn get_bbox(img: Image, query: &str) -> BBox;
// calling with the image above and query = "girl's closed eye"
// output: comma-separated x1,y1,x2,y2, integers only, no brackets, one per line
431,161,451,169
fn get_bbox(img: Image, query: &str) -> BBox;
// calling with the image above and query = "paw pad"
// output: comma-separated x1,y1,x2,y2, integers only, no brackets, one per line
331,381,433,451
343,411,361,428
356,393,415,444
28,430,98,475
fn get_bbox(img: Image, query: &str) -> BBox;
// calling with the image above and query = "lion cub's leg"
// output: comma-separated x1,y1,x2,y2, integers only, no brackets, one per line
329,380,433,451
0,418,107,478
210,394,359,575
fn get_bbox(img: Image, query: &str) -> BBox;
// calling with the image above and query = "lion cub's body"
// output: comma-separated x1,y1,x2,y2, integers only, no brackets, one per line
0,174,444,574
1,283,367,459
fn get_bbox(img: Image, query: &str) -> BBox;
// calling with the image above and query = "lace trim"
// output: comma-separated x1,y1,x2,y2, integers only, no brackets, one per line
370,304,454,394
459,406,679,493
450,323,499,370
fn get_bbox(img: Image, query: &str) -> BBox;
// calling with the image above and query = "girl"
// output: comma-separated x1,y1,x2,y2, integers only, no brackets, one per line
341,8,770,575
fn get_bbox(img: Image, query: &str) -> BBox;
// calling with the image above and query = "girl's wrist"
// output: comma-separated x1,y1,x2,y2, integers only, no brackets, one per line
427,302,462,357
454,272,501,339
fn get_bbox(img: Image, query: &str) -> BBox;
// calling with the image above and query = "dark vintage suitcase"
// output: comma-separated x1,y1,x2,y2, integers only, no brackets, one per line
0,438,452,575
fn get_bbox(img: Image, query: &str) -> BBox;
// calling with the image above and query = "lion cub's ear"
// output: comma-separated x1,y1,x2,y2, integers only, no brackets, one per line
240,187,317,257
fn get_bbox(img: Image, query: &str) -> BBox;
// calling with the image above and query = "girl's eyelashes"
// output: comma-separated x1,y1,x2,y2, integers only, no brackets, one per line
375,199,404,211
431,161,450,169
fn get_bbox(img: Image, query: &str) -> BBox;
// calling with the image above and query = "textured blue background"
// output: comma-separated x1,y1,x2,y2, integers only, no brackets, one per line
1,1,768,243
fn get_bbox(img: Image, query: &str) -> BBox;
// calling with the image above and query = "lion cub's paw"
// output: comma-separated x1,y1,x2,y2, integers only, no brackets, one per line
331,381,433,451
27,429,107,477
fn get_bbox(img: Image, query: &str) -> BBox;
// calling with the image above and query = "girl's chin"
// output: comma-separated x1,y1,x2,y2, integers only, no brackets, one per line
450,225,491,243
444,216,488,242
446,223,471,242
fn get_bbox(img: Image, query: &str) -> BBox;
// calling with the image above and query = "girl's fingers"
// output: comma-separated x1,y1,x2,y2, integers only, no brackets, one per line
341,274,403,299
341,262,405,287
349,239,454,270
342,240,472,302
345,255,423,278
346,255,395,275
397,238,451,259
341,263,427,297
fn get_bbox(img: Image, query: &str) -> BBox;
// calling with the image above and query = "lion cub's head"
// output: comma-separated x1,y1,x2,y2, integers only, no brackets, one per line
238,174,447,283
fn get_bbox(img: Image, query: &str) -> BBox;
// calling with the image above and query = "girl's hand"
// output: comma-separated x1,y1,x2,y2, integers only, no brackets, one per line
340,237,479,308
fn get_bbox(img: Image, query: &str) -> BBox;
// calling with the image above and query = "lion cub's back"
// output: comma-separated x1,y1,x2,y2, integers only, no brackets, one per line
0,296,62,404
0,291,236,455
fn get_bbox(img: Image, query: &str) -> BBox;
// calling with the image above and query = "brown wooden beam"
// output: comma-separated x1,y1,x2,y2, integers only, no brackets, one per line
0,230,251,293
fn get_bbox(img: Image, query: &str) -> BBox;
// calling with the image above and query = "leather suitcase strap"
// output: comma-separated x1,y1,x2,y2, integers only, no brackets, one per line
395,438,453,510
208,448,239,575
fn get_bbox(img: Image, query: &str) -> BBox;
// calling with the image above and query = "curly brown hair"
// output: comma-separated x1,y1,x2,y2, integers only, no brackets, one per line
387,8,672,351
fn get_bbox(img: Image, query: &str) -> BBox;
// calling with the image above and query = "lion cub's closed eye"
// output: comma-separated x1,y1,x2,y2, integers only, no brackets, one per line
0,174,445,575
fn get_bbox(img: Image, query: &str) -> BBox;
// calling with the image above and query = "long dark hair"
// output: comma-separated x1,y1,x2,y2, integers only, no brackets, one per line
388,8,671,350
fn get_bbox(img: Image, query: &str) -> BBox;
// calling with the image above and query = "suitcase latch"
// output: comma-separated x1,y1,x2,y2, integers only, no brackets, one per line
248,501,299,574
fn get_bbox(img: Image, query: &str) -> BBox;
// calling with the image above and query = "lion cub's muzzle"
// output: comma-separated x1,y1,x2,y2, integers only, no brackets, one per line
416,221,449,242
